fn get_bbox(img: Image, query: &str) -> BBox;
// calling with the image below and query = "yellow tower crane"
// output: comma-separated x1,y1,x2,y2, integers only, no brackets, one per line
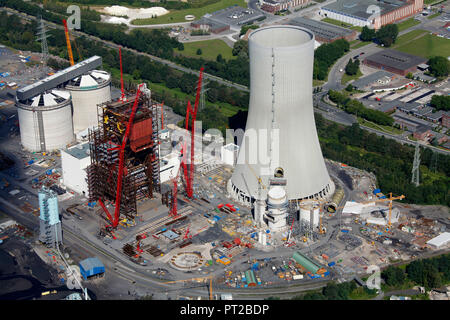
62,19,74,66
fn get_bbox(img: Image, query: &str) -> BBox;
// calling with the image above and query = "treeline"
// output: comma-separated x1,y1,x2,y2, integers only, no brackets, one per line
292,280,374,300
314,39,350,80
0,11,248,133
50,0,217,10
382,253,450,290
3,0,250,86
430,95,450,111
328,90,394,126
360,24,399,47
315,115,450,206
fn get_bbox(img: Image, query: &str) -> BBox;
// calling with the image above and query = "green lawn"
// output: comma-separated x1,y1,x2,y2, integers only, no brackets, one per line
394,33,450,59
313,79,325,87
131,0,247,25
396,18,421,32
427,12,441,19
175,39,234,61
348,287,378,300
350,41,371,50
341,69,362,85
358,117,404,135
393,29,428,47
322,17,358,30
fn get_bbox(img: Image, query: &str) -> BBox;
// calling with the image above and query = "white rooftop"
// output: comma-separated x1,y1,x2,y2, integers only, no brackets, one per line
427,232,450,248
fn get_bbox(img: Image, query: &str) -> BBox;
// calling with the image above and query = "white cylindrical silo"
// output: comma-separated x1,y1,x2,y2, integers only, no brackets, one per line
16,89,74,152
66,70,111,134
299,200,320,228
265,186,288,232
229,25,334,206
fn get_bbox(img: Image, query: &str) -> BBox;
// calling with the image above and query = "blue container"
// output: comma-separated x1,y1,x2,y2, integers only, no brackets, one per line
377,232,383,235
161,228,167,232
219,255,226,259
46,169,53,175
328,261,336,267
213,215,221,221
324,271,330,276
373,188,381,194
341,229,349,233
266,230,270,233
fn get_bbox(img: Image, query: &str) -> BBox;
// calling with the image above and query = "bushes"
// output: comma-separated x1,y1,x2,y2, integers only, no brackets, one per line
430,95,450,111
328,90,394,126
314,39,350,80
428,56,450,78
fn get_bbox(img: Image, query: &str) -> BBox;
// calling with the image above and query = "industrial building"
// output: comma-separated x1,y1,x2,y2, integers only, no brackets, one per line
351,71,396,90
38,186,62,248
87,84,161,222
190,17,230,34
229,26,334,205
288,17,358,43
363,49,427,76
320,0,423,29
16,89,74,152
15,56,111,152
427,232,450,249
221,143,239,166
79,257,105,280
260,0,311,13
66,69,111,134
200,6,265,30
61,142,91,196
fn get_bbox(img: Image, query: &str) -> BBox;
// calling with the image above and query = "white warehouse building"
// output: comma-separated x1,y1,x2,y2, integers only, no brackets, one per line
61,142,91,196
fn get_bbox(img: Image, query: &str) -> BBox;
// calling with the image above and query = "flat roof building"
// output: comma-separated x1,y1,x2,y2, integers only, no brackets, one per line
352,70,395,90
288,17,357,43
363,49,427,76
191,17,230,34
321,0,423,30
261,0,311,13
427,232,450,249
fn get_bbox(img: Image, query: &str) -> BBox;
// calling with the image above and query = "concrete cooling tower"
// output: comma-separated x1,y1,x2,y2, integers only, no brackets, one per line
228,25,334,205
66,70,111,133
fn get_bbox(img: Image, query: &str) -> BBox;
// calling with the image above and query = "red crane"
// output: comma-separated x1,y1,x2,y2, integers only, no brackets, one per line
98,84,144,229
160,102,165,130
183,225,192,240
184,67,204,198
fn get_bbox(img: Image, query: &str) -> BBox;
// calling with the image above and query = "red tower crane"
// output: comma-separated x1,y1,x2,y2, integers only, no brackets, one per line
184,67,204,198
98,84,144,229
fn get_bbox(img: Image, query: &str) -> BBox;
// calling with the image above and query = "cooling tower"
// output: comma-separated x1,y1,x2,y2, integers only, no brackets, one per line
228,25,334,204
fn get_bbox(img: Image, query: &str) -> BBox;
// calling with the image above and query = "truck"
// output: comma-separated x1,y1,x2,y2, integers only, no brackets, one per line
293,274,303,280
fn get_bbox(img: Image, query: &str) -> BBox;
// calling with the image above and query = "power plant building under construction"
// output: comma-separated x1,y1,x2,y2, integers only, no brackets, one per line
87,86,161,221
229,25,334,205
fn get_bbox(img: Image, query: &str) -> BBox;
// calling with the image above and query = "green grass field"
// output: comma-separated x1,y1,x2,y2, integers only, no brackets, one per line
131,0,247,25
358,117,403,135
394,33,450,58
341,69,362,85
321,17,362,31
394,29,428,47
396,18,421,32
427,12,441,19
175,39,234,61
350,41,371,50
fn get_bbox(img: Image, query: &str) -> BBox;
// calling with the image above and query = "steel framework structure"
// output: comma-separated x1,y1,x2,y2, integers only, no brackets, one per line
87,85,160,228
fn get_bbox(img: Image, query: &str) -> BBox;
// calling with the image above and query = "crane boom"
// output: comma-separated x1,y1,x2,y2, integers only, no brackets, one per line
62,19,74,66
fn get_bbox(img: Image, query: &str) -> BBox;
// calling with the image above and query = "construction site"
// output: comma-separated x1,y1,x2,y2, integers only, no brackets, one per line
0,22,449,300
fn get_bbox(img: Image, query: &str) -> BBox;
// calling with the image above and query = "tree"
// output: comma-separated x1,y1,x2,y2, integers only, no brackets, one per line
196,48,202,55
375,24,398,47
406,72,414,79
345,84,354,92
360,26,376,41
430,95,450,111
345,58,360,76
216,53,223,63
239,24,259,37
428,56,450,77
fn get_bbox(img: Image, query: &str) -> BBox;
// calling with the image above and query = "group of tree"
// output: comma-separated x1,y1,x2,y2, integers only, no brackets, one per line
382,253,450,290
0,10,248,134
292,280,375,300
360,24,399,47
430,95,450,111
314,39,350,80
239,24,259,37
328,90,394,126
315,115,450,206
345,58,360,76
427,56,450,78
